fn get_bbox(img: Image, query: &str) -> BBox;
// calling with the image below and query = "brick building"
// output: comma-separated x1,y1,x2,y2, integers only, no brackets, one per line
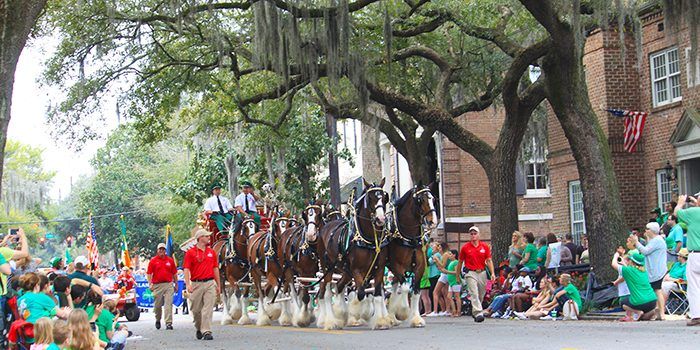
361,9,700,249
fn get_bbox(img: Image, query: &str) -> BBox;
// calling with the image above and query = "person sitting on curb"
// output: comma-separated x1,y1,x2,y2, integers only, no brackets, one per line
553,273,581,320
611,247,658,322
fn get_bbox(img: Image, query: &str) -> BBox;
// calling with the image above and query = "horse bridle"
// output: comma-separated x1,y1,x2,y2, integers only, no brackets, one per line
355,187,388,226
413,187,438,230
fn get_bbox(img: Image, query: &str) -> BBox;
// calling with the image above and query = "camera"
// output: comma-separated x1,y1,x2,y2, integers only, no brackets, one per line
8,228,18,236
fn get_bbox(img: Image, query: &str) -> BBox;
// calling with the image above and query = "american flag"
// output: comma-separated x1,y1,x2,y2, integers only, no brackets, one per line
86,213,100,269
607,109,648,152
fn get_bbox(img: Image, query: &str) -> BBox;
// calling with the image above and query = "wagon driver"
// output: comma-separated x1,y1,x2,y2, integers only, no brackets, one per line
203,185,234,232
233,181,261,231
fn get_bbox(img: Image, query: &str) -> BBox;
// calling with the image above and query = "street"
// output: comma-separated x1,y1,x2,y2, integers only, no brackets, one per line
125,310,700,350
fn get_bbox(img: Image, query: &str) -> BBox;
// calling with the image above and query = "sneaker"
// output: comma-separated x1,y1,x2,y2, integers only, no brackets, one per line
687,318,700,326
438,311,449,316
202,332,213,341
166,324,173,330
491,312,501,319
540,315,554,320
474,314,485,323
513,312,527,320
196,330,203,340
155,321,161,330
500,310,511,319
425,312,439,317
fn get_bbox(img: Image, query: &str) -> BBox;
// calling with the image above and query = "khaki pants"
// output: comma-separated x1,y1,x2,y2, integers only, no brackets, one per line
152,282,174,325
465,270,487,315
189,280,217,333
688,253,700,319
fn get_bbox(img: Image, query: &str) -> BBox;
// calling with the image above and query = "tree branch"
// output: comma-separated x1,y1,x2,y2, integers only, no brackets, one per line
237,87,298,130
449,79,503,117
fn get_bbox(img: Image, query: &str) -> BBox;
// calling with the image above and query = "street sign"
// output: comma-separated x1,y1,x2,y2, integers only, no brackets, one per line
45,233,55,239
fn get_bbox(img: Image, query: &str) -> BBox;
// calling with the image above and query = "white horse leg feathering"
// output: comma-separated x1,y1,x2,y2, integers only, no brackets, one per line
409,292,426,328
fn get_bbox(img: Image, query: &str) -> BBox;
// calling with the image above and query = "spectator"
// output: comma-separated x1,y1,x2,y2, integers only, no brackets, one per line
665,215,684,263
662,248,688,301
563,233,581,264
455,226,496,323
426,242,443,312
505,268,536,317
90,299,128,350
519,232,538,272
515,277,557,320
630,221,667,320
98,271,114,293
440,250,461,317
68,256,102,299
53,276,73,309
427,242,450,317
674,194,700,326
67,308,100,350
536,237,547,267
560,244,574,266
578,235,589,264
17,273,70,323
70,285,88,309
48,320,70,350
30,317,53,350
482,269,516,318
612,247,630,305
553,273,581,320
660,201,677,236
611,248,657,322
507,231,525,269
47,257,66,281
545,233,562,271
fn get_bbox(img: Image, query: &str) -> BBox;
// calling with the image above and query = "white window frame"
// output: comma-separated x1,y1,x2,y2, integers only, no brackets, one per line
650,47,682,107
524,136,550,197
656,169,673,210
569,180,586,241
686,47,700,88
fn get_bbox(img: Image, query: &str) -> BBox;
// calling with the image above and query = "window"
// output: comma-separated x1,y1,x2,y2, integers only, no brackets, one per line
523,136,549,196
650,48,682,107
569,181,586,241
656,169,672,209
686,47,700,88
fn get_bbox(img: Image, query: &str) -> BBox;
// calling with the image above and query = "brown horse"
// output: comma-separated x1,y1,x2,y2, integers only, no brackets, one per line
214,217,257,325
386,185,439,328
279,202,325,327
247,212,289,326
316,178,392,330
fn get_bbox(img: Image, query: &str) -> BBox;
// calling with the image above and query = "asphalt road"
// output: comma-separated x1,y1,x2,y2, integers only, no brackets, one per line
124,310,700,350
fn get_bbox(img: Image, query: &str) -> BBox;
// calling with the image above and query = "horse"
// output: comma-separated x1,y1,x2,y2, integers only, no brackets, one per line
315,178,392,330
385,185,439,328
246,211,290,326
278,201,325,327
214,217,257,325
323,204,344,223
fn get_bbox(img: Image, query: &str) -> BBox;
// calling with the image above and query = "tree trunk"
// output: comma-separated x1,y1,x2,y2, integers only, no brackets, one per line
0,0,47,200
224,153,238,196
488,151,521,263
543,44,626,282
325,113,341,207
264,144,275,185
300,165,312,200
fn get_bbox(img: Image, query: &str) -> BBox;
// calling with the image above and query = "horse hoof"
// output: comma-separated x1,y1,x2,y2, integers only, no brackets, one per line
221,317,234,325
238,315,252,325
410,316,426,328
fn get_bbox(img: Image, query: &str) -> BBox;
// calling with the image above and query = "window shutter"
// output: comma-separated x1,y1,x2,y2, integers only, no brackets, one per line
516,163,526,195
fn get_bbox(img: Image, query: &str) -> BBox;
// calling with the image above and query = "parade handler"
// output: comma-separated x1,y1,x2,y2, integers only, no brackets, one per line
183,229,220,340
147,243,178,330
233,181,261,231
456,226,496,323
203,185,235,232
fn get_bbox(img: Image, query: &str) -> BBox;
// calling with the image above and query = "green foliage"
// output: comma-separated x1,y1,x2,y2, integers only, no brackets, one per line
174,145,228,205
3,140,56,182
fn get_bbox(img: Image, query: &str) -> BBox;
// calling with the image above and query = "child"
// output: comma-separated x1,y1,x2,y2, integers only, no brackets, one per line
17,272,70,322
53,276,73,308
30,317,53,350
440,250,461,317
67,309,101,350
48,320,70,350
554,273,582,320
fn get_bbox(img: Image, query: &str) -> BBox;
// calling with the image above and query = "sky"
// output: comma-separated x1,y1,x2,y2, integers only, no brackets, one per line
8,36,116,201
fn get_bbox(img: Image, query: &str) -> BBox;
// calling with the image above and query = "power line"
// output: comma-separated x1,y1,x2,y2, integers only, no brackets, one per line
0,209,149,226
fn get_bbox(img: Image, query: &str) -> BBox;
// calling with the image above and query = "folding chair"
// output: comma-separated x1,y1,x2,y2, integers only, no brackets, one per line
666,281,689,316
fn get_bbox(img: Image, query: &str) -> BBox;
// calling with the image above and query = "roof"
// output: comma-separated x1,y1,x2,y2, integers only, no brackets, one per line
669,107,700,145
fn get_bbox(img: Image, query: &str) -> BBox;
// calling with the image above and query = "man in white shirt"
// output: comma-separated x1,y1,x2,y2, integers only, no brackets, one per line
233,181,261,230
203,185,234,232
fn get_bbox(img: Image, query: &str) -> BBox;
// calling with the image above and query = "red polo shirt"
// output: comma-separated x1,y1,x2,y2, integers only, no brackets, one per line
147,255,177,284
183,246,217,281
459,241,491,271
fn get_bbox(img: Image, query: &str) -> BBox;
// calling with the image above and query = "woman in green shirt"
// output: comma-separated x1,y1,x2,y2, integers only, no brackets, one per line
519,232,539,272
611,248,658,322
662,248,688,300
507,231,525,269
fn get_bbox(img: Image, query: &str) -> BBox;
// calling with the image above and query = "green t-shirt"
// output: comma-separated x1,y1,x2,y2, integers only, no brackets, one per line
523,243,539,271
18,291,57,323
669,261,687,280
620,266,657,306
677,207,700,251
0,248,12,296
564,283,582,310
666,224,684,250
446,260,459,286
85,305,116,342
536,246,547,266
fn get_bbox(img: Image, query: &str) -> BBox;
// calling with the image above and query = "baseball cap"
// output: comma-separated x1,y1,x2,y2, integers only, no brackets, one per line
157,243,166,250
74,255,89,268
645,222,660,234
650,207,661,214
468,226,480,233
194,229,212,240
679,248,689,258
629,253,645,266
50,257,63,268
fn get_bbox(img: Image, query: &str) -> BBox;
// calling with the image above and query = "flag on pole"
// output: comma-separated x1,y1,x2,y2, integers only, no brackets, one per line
607,108,648,152
119,215,132,268
86,212,100,270
165,224,176,266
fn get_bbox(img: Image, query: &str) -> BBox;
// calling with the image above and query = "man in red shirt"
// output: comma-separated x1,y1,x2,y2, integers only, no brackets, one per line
147,243,178,330
456,226,495,323
183,229,221,341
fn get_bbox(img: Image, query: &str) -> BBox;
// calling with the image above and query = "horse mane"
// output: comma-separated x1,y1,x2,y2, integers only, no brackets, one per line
393,188,414,209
